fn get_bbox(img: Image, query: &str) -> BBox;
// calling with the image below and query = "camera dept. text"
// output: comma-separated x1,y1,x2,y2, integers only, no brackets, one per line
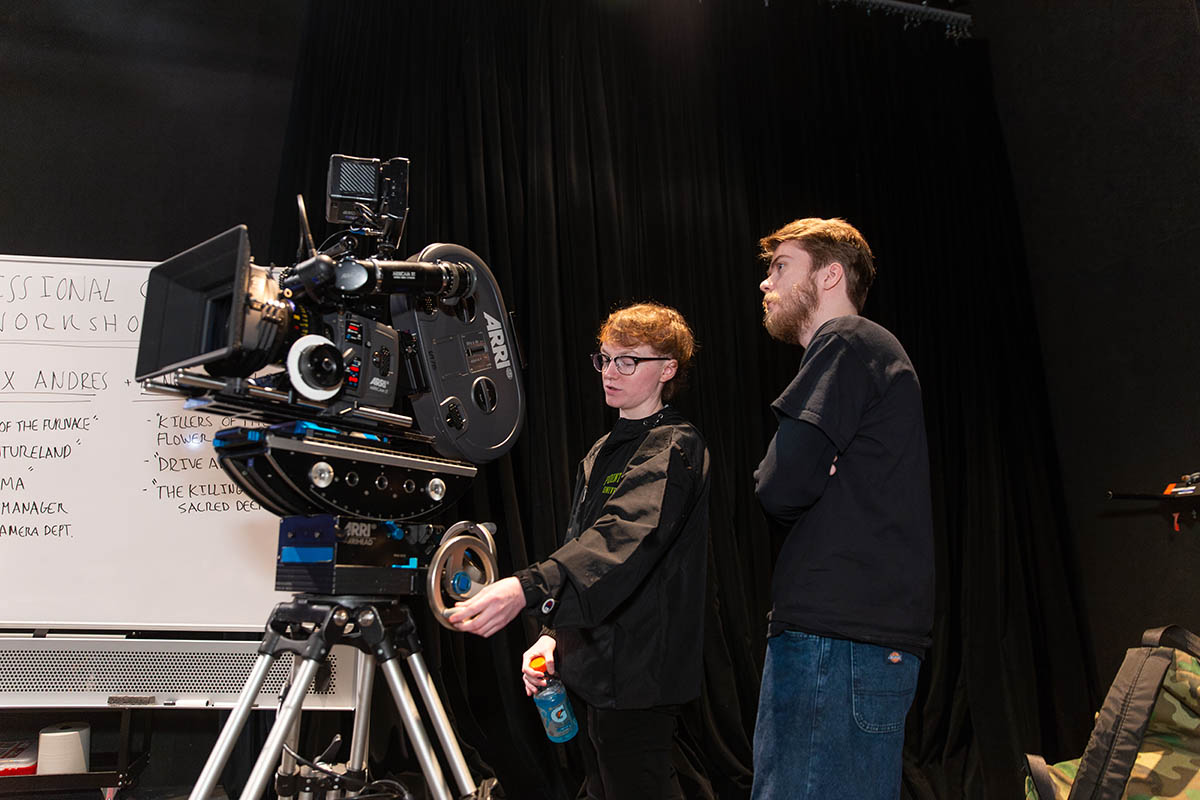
149,412,263,515
484,312,513,376
0,273,145,336
0,498,71,539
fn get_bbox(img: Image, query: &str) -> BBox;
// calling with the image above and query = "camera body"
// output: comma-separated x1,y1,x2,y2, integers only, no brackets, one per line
135,156,525,526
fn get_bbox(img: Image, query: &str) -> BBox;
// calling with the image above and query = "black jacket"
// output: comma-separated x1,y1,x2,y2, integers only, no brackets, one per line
516,407,711,709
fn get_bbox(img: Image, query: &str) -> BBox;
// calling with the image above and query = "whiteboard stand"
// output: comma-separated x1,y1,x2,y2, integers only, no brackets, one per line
0,631,359,796
0,634,358,709
0,707,148,795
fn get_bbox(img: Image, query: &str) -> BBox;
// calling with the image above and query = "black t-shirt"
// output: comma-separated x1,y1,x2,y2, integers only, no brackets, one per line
755,315,934,657
575,410,671,535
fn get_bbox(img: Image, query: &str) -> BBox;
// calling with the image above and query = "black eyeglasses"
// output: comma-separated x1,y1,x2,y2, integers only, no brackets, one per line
590,353,672,375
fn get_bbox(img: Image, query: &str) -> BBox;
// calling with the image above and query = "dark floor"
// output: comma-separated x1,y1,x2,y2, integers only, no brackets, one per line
0,788,228,800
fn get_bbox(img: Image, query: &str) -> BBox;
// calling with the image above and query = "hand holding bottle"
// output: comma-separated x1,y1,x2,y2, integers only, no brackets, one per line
525,642,577,743
521,634,557,696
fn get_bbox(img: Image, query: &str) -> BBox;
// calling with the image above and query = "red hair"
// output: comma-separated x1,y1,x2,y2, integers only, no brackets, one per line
598,302,695,400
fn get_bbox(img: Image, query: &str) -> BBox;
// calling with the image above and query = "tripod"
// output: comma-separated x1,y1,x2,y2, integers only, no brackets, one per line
189,595,496,800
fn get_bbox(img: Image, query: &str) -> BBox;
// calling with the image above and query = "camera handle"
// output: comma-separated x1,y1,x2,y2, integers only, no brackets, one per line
189,596,496,800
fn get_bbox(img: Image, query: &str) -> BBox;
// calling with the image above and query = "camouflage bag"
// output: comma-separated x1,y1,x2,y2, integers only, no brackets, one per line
1023,625,1200,800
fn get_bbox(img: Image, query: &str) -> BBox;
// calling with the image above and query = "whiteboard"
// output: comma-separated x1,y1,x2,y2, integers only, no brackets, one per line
0,254,291,631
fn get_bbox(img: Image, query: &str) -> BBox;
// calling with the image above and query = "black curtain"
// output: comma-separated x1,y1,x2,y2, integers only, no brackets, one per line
264,1,1096,797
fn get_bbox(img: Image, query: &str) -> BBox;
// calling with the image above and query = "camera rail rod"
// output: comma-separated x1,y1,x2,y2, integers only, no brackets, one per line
142,371,416,429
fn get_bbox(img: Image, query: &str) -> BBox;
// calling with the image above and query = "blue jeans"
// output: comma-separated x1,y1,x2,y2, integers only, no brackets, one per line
751,631,920,800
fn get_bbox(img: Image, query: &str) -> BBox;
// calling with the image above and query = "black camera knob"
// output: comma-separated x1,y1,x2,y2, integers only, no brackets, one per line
372,347,392,377
302,343,344,388
444,400,466,430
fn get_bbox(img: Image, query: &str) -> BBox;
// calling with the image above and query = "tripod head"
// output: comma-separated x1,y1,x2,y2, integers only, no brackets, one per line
274,515,497,630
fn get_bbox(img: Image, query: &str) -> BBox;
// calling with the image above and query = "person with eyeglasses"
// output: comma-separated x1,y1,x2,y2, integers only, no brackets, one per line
448,302,711,799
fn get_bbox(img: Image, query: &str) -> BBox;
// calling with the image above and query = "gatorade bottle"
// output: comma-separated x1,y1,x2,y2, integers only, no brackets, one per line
529,655,578,742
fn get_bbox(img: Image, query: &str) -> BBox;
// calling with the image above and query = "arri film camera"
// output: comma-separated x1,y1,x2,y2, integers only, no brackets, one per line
137,157,519,799
135,155,523,618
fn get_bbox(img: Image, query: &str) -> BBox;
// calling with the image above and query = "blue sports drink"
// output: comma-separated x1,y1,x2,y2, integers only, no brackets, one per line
530,656,578,742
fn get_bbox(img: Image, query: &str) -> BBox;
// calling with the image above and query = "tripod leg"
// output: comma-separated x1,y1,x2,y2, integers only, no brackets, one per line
239,656,322,800
406,652,477,797
379,658,454,800
347,653,376,773
189,652,277,800
274,701,303,800
273,651,307,800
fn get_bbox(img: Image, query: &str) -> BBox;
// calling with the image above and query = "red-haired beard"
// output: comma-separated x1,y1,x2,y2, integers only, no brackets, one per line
763,273,819,345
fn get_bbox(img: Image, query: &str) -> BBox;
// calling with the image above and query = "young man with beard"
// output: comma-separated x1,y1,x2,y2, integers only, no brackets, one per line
448,302,711,799
752,218,933,799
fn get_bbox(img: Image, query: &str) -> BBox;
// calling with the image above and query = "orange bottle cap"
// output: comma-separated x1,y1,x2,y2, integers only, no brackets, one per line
529,656,548,673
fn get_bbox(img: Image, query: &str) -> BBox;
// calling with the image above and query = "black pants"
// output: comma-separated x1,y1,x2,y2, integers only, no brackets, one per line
579,704,683,800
